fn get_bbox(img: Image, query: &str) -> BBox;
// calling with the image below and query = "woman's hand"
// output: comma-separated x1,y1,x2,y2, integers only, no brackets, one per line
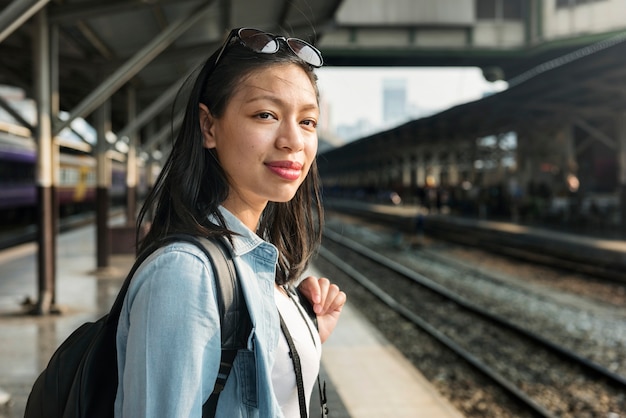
298,276,347,343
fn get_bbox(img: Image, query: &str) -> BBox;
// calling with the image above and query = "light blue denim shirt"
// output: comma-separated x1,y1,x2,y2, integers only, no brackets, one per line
114,207,283,417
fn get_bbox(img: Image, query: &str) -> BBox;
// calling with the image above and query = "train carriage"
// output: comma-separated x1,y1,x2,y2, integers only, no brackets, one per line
0,128,132,224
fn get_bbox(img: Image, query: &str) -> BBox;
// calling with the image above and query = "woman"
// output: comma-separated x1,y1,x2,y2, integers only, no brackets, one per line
114,27,346,417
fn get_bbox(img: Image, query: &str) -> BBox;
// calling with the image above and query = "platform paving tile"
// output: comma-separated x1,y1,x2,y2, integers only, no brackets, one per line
0,226,462,417
319,294,465,418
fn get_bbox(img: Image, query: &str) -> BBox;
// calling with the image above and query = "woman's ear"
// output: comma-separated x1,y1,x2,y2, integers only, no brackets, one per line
199,103,216,149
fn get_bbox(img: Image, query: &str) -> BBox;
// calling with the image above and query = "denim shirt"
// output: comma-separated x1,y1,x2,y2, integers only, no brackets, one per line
114,207,283,417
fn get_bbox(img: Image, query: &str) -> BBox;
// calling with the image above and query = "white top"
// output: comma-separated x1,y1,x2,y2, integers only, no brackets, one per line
272,286,322,417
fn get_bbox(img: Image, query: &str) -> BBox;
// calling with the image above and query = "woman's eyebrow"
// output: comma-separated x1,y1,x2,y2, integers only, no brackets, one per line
247,94,319,111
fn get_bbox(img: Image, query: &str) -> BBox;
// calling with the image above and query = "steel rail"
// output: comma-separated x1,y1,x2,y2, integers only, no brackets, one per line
320,228,626,417
323,227,626,387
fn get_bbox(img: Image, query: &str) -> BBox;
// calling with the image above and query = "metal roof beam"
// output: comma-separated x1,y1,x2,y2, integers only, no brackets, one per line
74,20,116,60
0,95,34,131
117,68,197,140
143,111,184,152
53,0,217,137
48,0,200,24
574,119,617,150
0,0,50,44
85,42,218,74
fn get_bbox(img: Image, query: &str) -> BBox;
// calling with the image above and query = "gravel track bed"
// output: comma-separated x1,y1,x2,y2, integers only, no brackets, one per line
390,246,626,377
319,213,626,418
315,251,534,418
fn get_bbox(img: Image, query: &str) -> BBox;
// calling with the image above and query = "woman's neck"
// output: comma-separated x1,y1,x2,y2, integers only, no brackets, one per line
222,199,265,231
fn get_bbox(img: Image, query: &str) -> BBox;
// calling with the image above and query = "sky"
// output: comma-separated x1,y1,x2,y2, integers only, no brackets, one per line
315,66,508,141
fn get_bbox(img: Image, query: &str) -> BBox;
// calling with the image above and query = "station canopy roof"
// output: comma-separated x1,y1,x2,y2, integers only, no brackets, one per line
0,0,342,148
323,31,626,156
2,0,626,153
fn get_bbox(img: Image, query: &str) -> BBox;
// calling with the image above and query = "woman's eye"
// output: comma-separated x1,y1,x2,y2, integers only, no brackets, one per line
302,119,317,128
257,112,273,119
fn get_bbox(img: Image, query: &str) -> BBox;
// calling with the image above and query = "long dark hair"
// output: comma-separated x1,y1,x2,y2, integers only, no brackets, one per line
136,33,324,285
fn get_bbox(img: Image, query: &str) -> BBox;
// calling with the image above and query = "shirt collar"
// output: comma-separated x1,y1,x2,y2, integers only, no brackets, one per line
216,206,278,261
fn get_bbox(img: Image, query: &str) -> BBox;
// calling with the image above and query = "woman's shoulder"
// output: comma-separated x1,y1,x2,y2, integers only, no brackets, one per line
129,240,219,295
145,239,216,266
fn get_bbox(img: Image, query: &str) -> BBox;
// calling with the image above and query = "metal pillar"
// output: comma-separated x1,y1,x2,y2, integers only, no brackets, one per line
126,87,138,224
95,101,111,269
401,156,411,190
448,149,459,186
33,8,55,315
143,122,159,222
417,151,426,186
144,122,158,188
52,1,217,136
143,111,184,152
116,71,191,140
562,123,578,182
616,113,626,228
49,19,60,307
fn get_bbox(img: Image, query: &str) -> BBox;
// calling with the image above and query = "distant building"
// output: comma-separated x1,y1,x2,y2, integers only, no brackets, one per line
382,78,407,127
336,117,376,142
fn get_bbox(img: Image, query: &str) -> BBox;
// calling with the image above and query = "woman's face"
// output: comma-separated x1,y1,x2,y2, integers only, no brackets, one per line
200,63,319,220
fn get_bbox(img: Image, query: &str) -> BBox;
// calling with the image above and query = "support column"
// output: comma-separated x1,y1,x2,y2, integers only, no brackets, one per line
445,150,454,186
143,122,158,222
616,113,626,228
49,20,60,307
563,123,578,190
431,150,441,186
401,156,411,191
33,8,55,315
95,101,111,269
416,151,426,186
125,87,138,224
409,155,417,203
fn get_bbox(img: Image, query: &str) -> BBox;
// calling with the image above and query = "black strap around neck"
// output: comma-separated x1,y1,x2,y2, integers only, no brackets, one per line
292,289,328,418
279,312,308,418
278,286,330,418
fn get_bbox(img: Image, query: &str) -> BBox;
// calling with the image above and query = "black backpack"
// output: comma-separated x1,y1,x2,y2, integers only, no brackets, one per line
24,234,252,418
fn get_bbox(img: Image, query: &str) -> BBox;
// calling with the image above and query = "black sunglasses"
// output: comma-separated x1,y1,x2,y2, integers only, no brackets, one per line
214,27,324,68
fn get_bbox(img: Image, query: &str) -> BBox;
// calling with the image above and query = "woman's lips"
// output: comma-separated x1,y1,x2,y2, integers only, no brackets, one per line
265,161,303,181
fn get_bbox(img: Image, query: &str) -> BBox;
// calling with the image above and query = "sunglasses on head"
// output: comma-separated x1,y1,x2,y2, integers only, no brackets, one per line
214,27,324,68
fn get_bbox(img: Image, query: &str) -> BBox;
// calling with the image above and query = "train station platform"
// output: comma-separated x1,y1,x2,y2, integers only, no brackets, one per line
325,197,626,278
0,223,464,418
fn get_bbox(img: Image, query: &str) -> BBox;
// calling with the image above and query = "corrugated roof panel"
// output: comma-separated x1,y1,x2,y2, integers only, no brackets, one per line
284,0,338,30
231,0,284,29
164,2,223,49
86,10,161,58
138,56,200,87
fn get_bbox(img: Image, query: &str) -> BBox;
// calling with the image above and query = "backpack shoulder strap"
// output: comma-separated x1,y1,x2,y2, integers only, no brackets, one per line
108,233,250,417
193,236,252,417
193,236,252,350
172,236,251,417
144,234,252,350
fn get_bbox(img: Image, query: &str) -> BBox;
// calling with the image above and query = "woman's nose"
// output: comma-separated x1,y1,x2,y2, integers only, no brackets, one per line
276,120,305,151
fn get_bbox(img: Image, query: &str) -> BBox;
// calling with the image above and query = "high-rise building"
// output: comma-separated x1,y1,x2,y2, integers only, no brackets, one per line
382,78,407,127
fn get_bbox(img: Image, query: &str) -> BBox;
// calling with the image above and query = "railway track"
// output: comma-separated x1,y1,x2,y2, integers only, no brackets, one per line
422,217,626,284
318,227,626,418
324,202,626,283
